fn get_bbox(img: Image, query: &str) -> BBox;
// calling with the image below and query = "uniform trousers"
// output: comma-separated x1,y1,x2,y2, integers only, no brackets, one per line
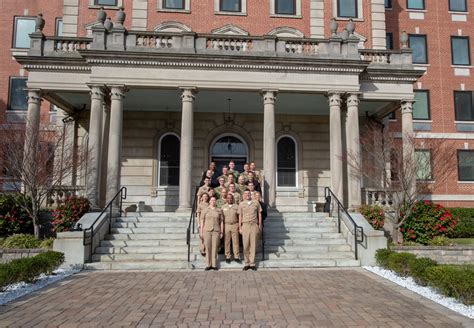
203,230,220,268
199,234,206,254
224,223,239,259
242,222,259,266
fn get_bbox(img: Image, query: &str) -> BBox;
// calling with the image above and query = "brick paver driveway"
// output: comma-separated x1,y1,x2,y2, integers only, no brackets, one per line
0,269,470,327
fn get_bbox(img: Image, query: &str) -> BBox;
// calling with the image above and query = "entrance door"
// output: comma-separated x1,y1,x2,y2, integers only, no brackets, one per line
211,135,248,173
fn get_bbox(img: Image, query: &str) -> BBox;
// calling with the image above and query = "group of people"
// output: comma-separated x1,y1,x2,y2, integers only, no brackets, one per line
196,161,267,271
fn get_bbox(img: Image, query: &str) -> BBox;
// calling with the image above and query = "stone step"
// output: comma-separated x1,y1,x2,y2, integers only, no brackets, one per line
115,217,190,224
267,212,328,218
263,244,352,253
263,221,337,228
108,231,186,239
92,253,192,262
264,238,347,246
85,261,189,270
112,222,189,228
95,246,191,254
101,239,197,247
112,220,337,229
261,259,360,268
110,228,190,234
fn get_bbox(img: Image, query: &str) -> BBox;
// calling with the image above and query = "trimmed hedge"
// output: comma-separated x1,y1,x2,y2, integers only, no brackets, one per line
375,249,473,305
448,208,474,239
1,234,41,249
0,251,64,290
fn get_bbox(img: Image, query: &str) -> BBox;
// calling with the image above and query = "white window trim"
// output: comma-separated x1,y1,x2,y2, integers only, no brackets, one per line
12,16,36,50
209,133,249,163
214,0,247,16
332,0,363,20
88,0,123,9
158,0,191,13
276,135,299,189
270,0,302,18
158,132,181,188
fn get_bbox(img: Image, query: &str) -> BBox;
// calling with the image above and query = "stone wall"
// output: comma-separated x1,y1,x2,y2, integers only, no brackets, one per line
391,246,474,265
0,249,47,264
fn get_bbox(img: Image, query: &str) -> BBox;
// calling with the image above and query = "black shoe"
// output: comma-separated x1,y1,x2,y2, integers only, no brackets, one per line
205,266,212,271
225,259,231,264
201,252,206,257
212,267,218,271
234,259,242,264
250,266,257,271
243,266,250,271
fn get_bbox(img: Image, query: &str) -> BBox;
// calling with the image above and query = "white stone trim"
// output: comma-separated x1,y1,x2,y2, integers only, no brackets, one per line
211,24,248,35
332,0,363,20
63,0,79,37
276,134,299,188
214,0,247,15
209,133,249,163
421,194,474,201
132,0,148,31
88,0,123,9
157,0,191,13
270,0,302,18
267,26,304,38
153,21,192,32
157,132,181,187
371,0,386,49
310,0,325,38
393,132,474,140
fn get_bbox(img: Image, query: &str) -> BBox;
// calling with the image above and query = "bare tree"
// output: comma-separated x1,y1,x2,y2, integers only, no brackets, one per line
347,120,456,243
0,119,87,238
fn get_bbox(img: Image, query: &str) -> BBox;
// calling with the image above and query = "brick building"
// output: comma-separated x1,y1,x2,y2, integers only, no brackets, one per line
0,0,473,210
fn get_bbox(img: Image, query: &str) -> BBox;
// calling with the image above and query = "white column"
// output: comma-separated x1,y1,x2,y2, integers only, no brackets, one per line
86,85,105,208
177,87,196,211
401,100,416,196
262,90,277,208
345,93,362,210
329,92,343,202
24,89,42,180
106,86,126,203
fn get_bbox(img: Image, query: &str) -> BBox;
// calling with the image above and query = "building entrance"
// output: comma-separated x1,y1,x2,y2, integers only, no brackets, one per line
211,135,248,173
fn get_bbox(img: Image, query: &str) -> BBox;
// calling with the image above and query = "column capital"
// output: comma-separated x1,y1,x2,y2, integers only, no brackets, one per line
88,84,107,100
180,87,197,102
346,93,360,107
109,85,127,100
261,90,278,104
327,92,342,106
400,100,414,114
26,89,42,104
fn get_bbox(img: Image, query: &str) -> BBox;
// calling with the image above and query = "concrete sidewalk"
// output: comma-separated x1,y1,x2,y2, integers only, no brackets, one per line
0,268,470,327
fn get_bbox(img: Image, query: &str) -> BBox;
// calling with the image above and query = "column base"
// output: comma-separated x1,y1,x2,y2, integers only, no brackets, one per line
176,206,192,213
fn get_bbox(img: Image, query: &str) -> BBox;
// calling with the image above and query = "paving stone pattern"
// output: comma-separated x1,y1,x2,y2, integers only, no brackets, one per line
0,269,466,327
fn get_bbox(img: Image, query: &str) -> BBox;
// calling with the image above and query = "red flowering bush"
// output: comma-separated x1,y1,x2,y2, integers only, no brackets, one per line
400,201,456,245
359,205,385,230
0,194,33,236
51,197,90,233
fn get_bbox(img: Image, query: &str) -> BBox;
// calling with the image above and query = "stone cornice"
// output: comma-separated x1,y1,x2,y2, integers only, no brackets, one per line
360,68,424,84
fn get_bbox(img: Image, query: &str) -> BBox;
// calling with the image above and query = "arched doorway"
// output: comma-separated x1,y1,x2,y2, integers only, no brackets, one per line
211,134,248,173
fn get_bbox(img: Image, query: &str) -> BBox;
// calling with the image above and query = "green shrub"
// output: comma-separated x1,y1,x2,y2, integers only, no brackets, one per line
39,238,54,249
408,257,437,286
427,236,452,246
359,205,385,230
387,252,417,277
401,201,456,245
51,197,90,233
1,234,40,249
402,241,422,246
425,265,474,305
0,251,64,290
375,248,392,268
448,208,474,238
0,194,33,237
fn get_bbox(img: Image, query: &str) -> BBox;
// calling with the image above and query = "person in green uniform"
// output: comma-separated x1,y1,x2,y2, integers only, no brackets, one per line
228,183,241,205
228,160,240,179
216,189,227,208
200,196,224,271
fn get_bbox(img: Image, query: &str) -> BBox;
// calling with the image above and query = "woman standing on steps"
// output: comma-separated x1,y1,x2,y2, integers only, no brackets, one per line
196,193,210,257
199,196,224,271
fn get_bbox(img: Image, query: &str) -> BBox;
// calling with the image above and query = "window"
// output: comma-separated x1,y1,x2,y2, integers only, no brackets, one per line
409,34,428,64
55,18,63,36
275,0,296,15
415,150,432,180
389,111,396,120
13,16,36,49
407,0,425,10
8,77,28,111
94,0,117,5
277,137,297,187
454,91,474,121
220,0,241,12
413,90,430,120
337,0,358,18
386,32,393,50
159,134,180,186
163,0,185,9
458,150,474,181
385,0,392,8
451,37,471,66
449,0,467,12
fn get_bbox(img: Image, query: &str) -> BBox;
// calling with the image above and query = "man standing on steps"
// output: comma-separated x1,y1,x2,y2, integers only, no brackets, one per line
238,190,262,271
222,193,241,264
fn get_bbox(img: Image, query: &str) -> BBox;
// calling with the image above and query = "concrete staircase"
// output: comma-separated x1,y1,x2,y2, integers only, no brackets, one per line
85,211,359,270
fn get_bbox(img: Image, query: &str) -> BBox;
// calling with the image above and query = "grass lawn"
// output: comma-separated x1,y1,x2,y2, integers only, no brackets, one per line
451,238,474,245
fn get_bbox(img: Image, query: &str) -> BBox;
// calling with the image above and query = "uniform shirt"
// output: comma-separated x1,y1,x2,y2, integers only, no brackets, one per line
238,200,262,224
196,203,208,217
218,174,228,184
240,172,250,182
229,191,241,205
216,198,226,208
197,186,210,200
222,204,239,224
228,169,240,179
202,207,223,232
237,184,247,194
215,186,226,199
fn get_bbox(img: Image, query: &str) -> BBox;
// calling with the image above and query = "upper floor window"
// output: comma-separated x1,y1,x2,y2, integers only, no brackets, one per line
277,136,297,187
159,134,180,186
337,0,358,18
13,16,35,49
163,0,185,9
458,150,474,181
386,32,393,50
449,0,467,12
454,91,474,121
94,0,117,6
413,90,430,120
385,0,392,8
220,0,241,12
55,18,63,36
409,34,428,64
407,0,425,10
451,37,471,66
415,150,432,181
8,77,28,111
275,0,296,15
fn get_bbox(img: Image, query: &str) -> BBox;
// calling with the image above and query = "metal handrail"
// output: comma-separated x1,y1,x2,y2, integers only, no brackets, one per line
324,187,365,261
83,187,127,263
186,187,199,262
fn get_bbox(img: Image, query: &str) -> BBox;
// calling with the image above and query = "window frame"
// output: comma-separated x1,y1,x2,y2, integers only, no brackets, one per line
406,0,425,10
12,16,36,49
413,89,431,120
55,17,63,37
457,150,474,182
454,91,474,122
415,149,433,181
408,34,428,64
158,133,181,187
219,0,242,12
385,0,392,9
275,0,296,15
337,0,358,18
94,0,118,6
451,36,471,66
449,0,468,12
386,32,394,50
276,135,298,188
7,77,28,111
162,0,185,10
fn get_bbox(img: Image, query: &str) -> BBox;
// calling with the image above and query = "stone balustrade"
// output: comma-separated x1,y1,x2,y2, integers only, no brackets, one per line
135,33,173,49
206,36,253,52
40,37,92,55
362,188,396,208
46,186,85,208
360,49,413,66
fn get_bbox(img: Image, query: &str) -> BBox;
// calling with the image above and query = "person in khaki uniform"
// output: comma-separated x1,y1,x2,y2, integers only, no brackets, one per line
200,196,223,271
218,166,229,184
197,178,211,200
216,189,227,208
238,190,262,271
196,193,210,257
228,183,241,205
222,194,241,264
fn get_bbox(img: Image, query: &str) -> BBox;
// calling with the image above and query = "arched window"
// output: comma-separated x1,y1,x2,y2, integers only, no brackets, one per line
277,136,297,187
159,134,180,186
